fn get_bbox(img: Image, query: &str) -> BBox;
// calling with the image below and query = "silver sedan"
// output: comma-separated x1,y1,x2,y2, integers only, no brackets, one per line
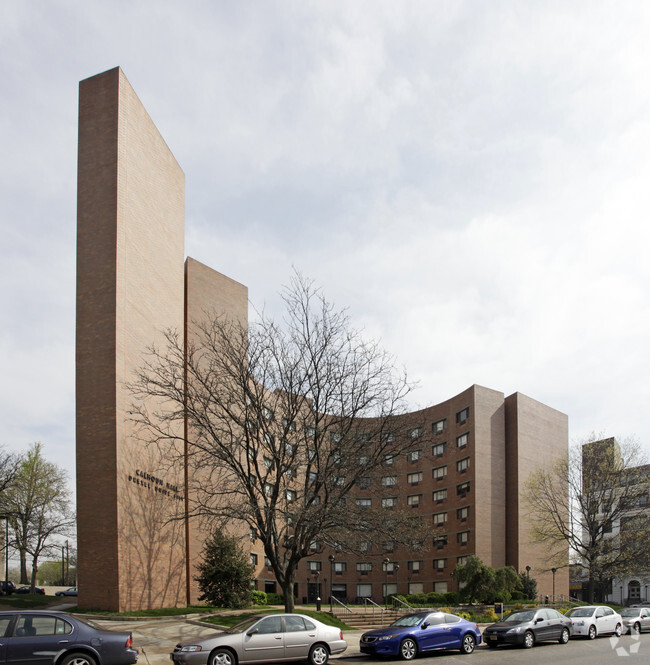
171,613,347,665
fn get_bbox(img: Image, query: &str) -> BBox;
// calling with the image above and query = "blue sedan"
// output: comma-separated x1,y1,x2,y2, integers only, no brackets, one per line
360,611,481,659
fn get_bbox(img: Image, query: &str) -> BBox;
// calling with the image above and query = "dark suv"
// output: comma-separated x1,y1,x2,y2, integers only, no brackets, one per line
0,581,16,595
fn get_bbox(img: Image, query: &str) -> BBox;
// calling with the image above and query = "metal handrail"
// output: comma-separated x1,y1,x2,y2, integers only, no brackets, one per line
363,597,384,615
392,596,414,613
331,596,354,614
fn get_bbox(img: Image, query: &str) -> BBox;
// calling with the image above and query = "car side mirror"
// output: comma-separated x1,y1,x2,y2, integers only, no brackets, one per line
535,618,542,624
421,622,430,629
247,629,259,636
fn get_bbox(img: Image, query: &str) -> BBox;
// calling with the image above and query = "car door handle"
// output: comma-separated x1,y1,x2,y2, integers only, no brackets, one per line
58,640,70,644
274,637,282,640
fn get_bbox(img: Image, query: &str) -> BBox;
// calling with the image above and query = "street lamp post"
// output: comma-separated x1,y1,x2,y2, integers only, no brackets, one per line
621,585,624,605
551,568,557,603
328,554,335,613
394,564,400,604
313,571,321,611
383,558,390,609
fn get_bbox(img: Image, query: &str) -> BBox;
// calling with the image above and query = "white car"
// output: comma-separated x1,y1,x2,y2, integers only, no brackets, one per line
566,605,622,639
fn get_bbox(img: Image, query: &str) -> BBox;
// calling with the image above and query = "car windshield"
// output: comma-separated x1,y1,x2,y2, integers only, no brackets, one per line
566,608,595,618
620,609,641,617
391,614,427,627
504,611,535,623
225,616,266,634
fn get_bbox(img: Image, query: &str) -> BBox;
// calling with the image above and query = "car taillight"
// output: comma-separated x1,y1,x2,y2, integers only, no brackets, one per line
340,630,344,640
126,634,133,649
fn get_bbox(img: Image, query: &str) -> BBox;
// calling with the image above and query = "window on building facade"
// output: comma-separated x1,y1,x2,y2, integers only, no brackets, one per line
356,498,372,509
263,456,273,469
432,465,447,481
433,511,448,526
457,530,470,544
434,582,448,593
457,556,468,566
308,560,322,571
408,449,422,463
310,540,319,551
286,489,297,502
433,419,446,434
457,506,470,522
383,453,396,465
435,535,448,548
357,476,371,489
457,433,469,448
433,558,446,570
457,457,470,473
334,562,346,573
356,562,372,574
407,471,423,484
409,583,424,594
433,488,447,502
408,560,422,572
308,471,317,483
359,454,370,465
382,475,397,486
382,497,398,509
330,431,342,443
250,526,258,541
281,418,296,431
456,407,470,424
407,494,422,506
432,442,446,457
250,553,258,566
284,441,294,455
409,427,423,439
359,541,371,552
383,542,395,553
382,432,396,443
457,481,470,496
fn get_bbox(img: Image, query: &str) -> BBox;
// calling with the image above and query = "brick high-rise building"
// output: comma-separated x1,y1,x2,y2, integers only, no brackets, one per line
76,67,568,611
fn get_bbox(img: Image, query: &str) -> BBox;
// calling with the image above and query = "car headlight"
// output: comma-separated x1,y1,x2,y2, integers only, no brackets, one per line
378,635,398,641
180,645,202,652
506,627,522,634
573,621,584,626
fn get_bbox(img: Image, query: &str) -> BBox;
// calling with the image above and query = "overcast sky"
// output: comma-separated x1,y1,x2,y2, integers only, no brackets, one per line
2,1,650,482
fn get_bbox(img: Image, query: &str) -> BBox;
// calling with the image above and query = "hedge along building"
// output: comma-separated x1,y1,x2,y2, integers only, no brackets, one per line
76,67,569,612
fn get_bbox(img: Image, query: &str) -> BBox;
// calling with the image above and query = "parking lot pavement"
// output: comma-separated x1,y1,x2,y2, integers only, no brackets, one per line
92,619,363,665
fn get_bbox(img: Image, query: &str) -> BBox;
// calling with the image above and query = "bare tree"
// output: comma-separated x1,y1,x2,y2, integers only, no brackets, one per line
523,435,650,603
3,443,75,588
131,274,428,611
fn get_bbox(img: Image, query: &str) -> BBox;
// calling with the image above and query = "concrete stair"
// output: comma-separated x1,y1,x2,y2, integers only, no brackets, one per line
333,609,403,630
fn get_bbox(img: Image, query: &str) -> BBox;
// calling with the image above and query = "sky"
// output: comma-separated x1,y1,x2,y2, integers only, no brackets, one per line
2,0,650,484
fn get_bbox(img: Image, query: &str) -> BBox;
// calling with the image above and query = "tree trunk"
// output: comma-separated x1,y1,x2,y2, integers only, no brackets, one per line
587,574,595,604
19,549,28,584
282,572,295,613
30,556,39,590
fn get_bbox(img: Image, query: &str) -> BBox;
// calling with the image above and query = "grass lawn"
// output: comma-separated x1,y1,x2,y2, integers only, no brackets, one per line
0,594,64,610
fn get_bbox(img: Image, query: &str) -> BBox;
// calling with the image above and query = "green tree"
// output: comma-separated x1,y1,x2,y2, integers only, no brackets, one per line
131,274,425,612
453,555,496,604
3,444,75,588
518,571,537,600
195,528,255,608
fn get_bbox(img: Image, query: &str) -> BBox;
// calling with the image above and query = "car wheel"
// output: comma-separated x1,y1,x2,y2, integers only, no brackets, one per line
559,628,570,644
633,622,641,634
588,624,597,640
399,637,418,660
460,633,476,654
210,648,236,665
614,623,622,637
523,631,534,649
60,654,98,665
308,644,329,665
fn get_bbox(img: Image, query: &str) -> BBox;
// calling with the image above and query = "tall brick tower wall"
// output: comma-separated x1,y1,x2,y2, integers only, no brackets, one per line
76,67,186,611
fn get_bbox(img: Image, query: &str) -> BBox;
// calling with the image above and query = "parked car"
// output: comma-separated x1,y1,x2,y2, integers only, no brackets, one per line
0,580,16,595
15,586,45,595
483,608,573,648
0,610,138,665
620,606,650,634
55,587,78,596
171,613,347,665
565,605,622,639
360,611,481,658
